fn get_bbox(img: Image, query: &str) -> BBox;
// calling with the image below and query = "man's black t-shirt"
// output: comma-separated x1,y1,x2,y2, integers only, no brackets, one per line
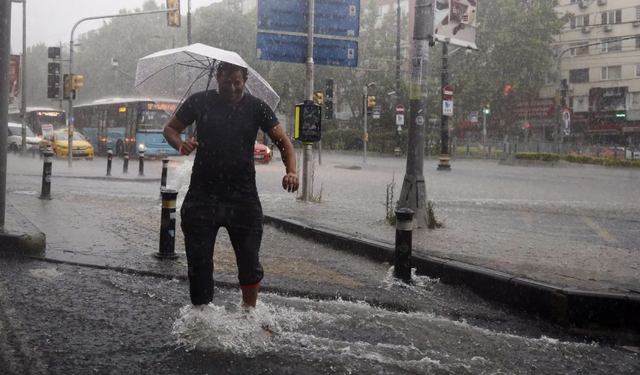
175,90,279,203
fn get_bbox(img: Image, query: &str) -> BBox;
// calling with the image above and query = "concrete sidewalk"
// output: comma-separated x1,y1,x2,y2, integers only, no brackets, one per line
2,153,639,338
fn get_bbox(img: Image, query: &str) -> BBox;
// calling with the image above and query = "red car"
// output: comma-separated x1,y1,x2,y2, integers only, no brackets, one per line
254,141,272,163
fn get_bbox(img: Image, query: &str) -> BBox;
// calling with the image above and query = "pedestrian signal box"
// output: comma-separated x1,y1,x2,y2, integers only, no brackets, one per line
295,100,322,143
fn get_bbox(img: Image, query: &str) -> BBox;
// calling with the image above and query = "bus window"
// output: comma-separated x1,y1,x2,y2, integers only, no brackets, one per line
138,110,170,132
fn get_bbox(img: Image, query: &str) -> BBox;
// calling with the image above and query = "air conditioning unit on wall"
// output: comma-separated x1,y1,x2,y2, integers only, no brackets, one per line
581,26,591,33
579,0,588,9
597,0,607,5
633,20,640,27
604,24,613,32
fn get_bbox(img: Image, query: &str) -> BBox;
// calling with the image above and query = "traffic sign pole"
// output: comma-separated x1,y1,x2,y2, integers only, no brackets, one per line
394,105,404,157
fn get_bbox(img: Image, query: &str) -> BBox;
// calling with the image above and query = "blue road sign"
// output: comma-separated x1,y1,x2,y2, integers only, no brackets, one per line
257,32,358,67
258,0,360,37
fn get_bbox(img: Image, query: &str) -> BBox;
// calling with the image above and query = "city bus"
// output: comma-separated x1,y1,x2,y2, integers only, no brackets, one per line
8,107,66,136
73,98,183,157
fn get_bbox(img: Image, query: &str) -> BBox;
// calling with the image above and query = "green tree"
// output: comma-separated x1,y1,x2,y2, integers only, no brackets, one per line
448,0,567,139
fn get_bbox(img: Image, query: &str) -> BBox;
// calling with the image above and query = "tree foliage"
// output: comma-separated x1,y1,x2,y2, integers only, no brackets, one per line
448,0,567,138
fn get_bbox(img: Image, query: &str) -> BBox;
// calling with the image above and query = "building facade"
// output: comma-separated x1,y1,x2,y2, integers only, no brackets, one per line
540,0,640,145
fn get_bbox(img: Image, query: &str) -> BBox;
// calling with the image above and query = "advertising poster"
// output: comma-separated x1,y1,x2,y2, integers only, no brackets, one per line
433,0,479,50
9,54,20,109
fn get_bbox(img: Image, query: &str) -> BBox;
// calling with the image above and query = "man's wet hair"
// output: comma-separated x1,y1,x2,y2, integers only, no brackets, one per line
216,62,248,80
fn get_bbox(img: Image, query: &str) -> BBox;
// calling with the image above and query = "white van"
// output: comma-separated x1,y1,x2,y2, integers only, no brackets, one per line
7,122,41,154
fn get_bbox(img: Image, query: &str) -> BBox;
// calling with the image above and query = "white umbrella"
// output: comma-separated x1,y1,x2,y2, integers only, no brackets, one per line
135,43,280,113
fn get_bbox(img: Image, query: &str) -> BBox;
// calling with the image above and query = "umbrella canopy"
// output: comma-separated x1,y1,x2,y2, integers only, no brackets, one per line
135,43,280,113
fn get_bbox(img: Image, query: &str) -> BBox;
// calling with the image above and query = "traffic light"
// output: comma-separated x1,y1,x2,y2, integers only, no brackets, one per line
325,79,334,100
367,95,376,108
560,79,568,107
72,74,84,90
47,62,61,99
314,92,324,105
166,0,181,27
325,79,334,119
63,74,71,100
482,104,490,115
295,100,322,143
47,46,61,60
504,84,512,96
325,101,334,119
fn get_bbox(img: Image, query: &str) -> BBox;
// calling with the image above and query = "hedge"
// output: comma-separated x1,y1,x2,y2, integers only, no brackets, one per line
515,152,640,168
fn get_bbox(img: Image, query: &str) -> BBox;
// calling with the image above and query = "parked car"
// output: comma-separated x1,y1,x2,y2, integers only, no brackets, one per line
40,129,94,160
254,141,272,164
7,122,41,154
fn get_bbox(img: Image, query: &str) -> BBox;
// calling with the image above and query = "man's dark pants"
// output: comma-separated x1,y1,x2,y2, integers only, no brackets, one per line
180,193,264,305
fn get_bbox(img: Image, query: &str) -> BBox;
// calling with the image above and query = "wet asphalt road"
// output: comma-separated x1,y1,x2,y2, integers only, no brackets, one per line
3,154,640,373
0,255,638,375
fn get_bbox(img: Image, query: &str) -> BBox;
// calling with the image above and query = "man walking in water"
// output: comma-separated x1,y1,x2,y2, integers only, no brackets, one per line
163,62,298,310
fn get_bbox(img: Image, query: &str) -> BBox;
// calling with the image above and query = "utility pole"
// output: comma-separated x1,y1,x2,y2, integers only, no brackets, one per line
301,0,315,202
396,0,401,97
1,0,12,228
398,0,433,228
187,0,192,45
19,0,27,157
437,42,451,171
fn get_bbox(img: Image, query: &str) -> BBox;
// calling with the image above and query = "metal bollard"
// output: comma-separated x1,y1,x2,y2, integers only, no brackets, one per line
138,151,145,176
38,152,54,200
393,207,414,283
106,147,113,176
160,158,169,190
154,189,179,260
123,152,129,174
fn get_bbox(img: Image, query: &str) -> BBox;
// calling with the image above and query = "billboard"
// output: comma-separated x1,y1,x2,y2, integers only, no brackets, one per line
433,0,479,50
9,54,20,109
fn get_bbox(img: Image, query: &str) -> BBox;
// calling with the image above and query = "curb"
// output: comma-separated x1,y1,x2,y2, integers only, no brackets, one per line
0,203,46,256
264,214,640,336
10,173,161,183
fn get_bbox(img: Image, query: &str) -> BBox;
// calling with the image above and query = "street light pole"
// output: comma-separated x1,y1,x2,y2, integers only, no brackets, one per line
1,0,12,228
67,8,180,168
363,82,375,163
187,0,192,45
301,0,315,202
19,0,27,157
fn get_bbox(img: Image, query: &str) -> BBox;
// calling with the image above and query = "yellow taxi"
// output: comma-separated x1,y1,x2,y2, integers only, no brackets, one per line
41,129,94,160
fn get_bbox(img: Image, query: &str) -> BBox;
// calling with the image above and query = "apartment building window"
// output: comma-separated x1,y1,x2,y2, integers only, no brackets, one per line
601,65,622,80
637,6,640,20
601,38,621,53
570,41,589,56
637,36,640,49
601,10,622,25
636,64,640,78
570,15,590,29
631,92,640,110
569,68,589,83
379,4,390,15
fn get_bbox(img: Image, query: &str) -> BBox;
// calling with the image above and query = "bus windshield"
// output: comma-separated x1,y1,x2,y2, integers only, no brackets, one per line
138,110,170,132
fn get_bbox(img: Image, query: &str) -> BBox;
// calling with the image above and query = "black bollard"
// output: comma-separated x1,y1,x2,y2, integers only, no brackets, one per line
161,158,169,190
106,147,113,176
154,189,179,260
393,207,414,282
123,152,129,174
138,150,145,177
38,151,54,200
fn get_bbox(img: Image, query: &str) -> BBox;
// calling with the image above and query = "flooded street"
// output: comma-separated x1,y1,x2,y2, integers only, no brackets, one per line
2,155,639,373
